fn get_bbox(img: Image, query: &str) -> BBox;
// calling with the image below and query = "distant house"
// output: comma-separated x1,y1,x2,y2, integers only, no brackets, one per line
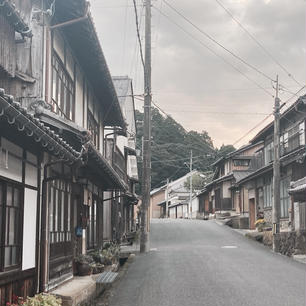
149,171,200,219
150,185,167,219
207,142,264,216
111,76,139,240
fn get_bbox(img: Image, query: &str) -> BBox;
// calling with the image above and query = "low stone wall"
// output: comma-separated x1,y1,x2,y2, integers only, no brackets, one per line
264,230,306,256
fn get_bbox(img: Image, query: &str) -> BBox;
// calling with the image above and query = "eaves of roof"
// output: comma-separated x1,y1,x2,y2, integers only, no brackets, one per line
150,185,166,196
52,0,126,129
212,141,264,168
0,88,79,163
235,147,306,186
87,144,128,191
168,201,188,208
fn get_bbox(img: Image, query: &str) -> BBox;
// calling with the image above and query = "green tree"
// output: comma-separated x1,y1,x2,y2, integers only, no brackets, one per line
135,108,235,193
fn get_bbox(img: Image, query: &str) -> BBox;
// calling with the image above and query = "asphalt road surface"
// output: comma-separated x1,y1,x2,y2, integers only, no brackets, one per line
108,219,305,306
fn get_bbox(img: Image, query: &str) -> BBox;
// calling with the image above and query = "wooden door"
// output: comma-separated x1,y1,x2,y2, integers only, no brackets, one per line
249,199,256,230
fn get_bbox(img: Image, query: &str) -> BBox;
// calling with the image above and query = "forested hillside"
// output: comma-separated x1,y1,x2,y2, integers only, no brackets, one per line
135,108,235,190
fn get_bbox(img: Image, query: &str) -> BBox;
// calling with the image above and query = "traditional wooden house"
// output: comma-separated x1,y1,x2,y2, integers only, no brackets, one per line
236,96,306,230
0,88,80,305
208,142,263,215
0,0,133,302
150,185,166,219
167,171,198,219
111,76,139,241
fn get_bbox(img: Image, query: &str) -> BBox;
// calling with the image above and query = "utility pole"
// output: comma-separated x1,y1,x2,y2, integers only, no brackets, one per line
140,0,151,253
189,150,193,219
272,75,280,252
165,178,169,218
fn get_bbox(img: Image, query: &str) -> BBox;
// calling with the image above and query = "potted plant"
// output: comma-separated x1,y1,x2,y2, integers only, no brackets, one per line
74,254,94,276
255,218,266,232
90,262,105,274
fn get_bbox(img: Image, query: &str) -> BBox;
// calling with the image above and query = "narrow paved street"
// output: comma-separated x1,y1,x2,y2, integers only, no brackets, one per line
109,219,305,306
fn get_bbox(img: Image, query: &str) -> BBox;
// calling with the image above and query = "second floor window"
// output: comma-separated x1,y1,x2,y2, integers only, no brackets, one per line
280,121,305,155
263,177,273,208
233,159,250,167
280,176,290,218
88,111,100,149
264,141,274,164
51,54,75,121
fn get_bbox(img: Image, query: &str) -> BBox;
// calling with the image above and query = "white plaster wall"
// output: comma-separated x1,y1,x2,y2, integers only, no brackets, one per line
75,67,84,127
116,135,127,156
22,188,37,271
53,31,65,63
169,207,176,218
0,137,23,182
191,197,199,218
103,191,112,241
222,181,231,198
183,204,188,218
177,206,183,218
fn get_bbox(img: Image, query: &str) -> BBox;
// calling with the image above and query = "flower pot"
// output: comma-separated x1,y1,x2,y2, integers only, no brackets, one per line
77,263,92,276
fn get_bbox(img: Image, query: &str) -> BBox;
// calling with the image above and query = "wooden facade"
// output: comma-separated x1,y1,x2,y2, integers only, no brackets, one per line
0,0,139,302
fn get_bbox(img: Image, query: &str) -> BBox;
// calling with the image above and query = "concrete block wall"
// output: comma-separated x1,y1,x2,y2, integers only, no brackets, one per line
264,209,272,223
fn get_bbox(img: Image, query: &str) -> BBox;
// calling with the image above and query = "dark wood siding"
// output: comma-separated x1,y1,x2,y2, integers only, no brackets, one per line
0,14,15,77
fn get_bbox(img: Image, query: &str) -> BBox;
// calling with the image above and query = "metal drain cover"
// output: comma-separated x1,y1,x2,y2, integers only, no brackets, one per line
96,271,118,284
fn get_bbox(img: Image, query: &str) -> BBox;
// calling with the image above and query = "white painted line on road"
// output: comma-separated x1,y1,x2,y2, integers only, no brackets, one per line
150,248,158,251
221,245,238,249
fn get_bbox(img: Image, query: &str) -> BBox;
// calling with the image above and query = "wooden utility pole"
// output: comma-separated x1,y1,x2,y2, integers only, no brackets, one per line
189,150,193,219
272,75,281,252
140,0,151,253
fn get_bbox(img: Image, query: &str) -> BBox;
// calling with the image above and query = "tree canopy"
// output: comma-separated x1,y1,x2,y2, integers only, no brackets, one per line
135,108,235,192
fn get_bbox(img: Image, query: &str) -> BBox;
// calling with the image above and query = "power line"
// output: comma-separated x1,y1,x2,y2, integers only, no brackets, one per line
232,86,306,146
282,86,306,107
132,0,145,69
232,113,273,146
213,0,303,88
151,155,204,164
156,110,270,116
162,0,276,83
153,6,274,98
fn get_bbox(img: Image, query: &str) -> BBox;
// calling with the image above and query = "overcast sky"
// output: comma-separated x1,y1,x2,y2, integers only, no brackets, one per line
90,0,306,148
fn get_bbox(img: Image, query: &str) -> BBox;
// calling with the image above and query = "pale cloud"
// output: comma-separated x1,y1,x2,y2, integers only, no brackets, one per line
90,0,306,147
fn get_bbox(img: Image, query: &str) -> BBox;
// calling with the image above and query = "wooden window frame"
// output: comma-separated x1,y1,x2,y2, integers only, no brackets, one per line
87,110,100,149
233,159,250,167
263,177,273,208
280,176,290,218
49,180,72,246
51,52,75,121
0,180,24,272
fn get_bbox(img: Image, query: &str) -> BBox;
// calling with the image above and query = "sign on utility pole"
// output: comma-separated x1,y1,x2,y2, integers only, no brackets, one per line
189,150,193,219
140,0,151,253
272,75,281,252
